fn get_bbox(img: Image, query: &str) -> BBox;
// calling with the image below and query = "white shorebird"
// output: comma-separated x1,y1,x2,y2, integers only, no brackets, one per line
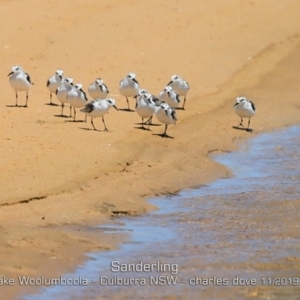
233,96,256,131
155,103,177,138
55,77,74,117
119,72,139,111
134,88,160,104
46,69,64,105
167,74,189,110
88,78,109,99
80,98,118,131
8,65,33,107
134,89,160,123
67,83,88,122
135,91,157,130
159,86,180,109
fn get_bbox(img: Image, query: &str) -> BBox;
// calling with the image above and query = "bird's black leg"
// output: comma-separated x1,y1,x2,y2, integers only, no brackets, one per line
70,105,72,117
239,118,244,127
15,92,18,107
247,119,251,131
61,103,64,116
182,97,186,110
162,124,168,137
102,116,109,132
146,117,151,130
25,91,28,107
144,116,152,125
141,118,145,129
91,118,96,130
126,97,130,111
145,116,153,125
73,107,76,122
50,92,52,105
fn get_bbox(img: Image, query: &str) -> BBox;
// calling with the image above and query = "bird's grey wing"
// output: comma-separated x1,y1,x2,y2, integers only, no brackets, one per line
250,101,256,112
26,73,32,84
171,109,177,121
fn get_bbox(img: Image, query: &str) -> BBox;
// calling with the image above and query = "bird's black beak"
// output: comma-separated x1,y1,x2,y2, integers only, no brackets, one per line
133,94,138,99
233,103,238,107
132,78,138,84
113,105,119,111
7,72,13,77
167,81,173,85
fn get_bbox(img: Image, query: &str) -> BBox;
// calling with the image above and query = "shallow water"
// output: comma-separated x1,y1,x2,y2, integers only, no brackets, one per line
24,126,300,300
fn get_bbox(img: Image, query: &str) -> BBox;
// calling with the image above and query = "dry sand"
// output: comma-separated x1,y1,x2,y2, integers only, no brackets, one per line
1,0,300,298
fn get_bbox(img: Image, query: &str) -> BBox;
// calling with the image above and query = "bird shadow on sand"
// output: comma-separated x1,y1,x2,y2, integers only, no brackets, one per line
134,122,162,127
152,133,174,139
45,103,60,106
134,125,151,131
78,127,102,132
147,123,162,127
119,108,135,112
65,120,86,123
54,114,71,118
232,126,254,133
6,105,27,108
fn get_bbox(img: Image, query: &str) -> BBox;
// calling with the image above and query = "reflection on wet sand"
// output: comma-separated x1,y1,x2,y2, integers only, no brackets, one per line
25,126,300,299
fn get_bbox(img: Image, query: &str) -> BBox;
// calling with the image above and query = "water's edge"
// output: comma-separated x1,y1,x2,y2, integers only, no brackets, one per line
24,125,300,300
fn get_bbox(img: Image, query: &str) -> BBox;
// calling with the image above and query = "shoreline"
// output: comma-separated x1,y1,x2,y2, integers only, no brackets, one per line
1,1,300,299
3,35,300,299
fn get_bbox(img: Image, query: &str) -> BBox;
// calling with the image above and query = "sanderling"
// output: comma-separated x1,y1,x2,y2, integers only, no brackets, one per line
80,98,118,131
67,83,88,122
119,72,139,111
233,96,256,131
167,75,189,110
135,91,157,130
135,88,160,105
134,89,160,123
55,77,74,117
159,86,180,108
155,103,177,138
88,78,109,99
8,65,33,107
46,69,64,105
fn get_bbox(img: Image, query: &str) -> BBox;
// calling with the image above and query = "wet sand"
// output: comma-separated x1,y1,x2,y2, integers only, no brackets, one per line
24,126,300,300
1,1,300,299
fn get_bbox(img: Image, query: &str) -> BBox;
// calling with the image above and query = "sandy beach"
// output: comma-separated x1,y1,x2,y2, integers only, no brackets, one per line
1,0,300,298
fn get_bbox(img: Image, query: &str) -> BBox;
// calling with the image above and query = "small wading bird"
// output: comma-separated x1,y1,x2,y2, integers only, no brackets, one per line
233,96,256,131
8,65,33,107
119,72,139,111
134,89,160,125
67,83,88,122
135,91,157,130
167,74,189,110
88,78,109,99
159,86,180,109
56,78,74,117
46,69,64,105
154,103,177,138
80,98,118,131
